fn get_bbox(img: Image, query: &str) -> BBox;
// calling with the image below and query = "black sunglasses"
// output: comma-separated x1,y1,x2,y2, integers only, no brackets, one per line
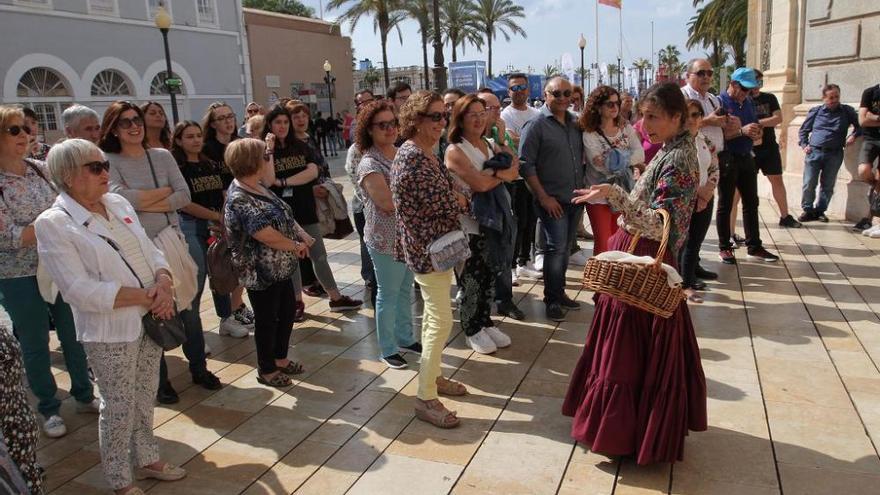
419,111,449,122
5,125,32,136
117,116,144,130
509,84,528,92
547,90,572,98
603,100,621,108
690,69,714,78
371,119,399,131
82,160,110,175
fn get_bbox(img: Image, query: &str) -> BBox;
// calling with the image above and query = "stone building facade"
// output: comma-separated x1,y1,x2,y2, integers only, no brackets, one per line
352,65,429,97
748,0,880,220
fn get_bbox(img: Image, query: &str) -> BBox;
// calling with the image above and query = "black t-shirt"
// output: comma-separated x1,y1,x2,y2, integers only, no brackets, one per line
269,140,320,225
314,117,327,136
860,85,880,140
179,159,225,212
753,92,781,151
202,136,238,188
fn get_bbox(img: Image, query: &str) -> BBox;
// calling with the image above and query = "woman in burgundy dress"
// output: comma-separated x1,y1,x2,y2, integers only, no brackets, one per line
562,82,708,465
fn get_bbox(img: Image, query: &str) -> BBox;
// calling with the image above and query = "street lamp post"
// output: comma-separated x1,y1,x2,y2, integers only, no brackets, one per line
154,4,179,125
431,0,447,92
617,56,622,92
578,34,586,90
323,60,335,120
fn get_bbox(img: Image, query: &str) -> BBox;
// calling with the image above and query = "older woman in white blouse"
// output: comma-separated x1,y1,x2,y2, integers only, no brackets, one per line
34,139,186,495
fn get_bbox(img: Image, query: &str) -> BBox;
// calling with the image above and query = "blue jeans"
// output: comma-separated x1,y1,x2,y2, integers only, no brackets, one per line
536,202,581,304
801,147,844,215
368,247,416,358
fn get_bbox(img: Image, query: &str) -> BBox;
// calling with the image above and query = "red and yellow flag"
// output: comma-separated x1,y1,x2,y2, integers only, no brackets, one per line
599,0,622,8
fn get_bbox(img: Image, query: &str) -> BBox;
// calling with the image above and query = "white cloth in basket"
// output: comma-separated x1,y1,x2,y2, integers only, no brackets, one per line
593,250,683,288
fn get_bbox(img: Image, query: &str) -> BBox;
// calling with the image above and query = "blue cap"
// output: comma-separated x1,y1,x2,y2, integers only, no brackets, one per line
731,67,759,89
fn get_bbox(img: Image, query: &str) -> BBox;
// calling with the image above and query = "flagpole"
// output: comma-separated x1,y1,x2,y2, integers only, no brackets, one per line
617,5,622,91
595,0,600,85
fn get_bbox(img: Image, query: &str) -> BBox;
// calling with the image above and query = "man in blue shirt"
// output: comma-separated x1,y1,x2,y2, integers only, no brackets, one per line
798,84,861,222
716,67,779,264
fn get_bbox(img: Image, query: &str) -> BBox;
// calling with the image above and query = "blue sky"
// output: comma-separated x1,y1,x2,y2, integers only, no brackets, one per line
301,0,704,74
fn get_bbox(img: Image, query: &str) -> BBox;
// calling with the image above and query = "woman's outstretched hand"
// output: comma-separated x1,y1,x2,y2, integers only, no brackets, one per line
572,184,612,205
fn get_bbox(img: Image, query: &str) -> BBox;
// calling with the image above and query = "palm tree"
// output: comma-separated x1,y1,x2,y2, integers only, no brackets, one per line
403,0,433,89
631,57,651,92
689,0,746,68
542,64,560,79
473,0,525,78
328,0,406,88
441,0,482,63
607,64,620,88
658,44,681,71
362,66,381,91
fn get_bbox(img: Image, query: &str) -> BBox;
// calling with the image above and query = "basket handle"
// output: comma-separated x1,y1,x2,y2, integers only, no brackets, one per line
625,208,671,269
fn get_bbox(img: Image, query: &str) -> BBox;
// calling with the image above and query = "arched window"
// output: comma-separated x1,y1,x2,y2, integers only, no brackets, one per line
150,71,186,95
91,69,133,96
16,67,73,131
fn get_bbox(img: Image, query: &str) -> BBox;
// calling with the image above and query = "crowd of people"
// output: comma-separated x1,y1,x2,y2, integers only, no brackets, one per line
1,57,878,493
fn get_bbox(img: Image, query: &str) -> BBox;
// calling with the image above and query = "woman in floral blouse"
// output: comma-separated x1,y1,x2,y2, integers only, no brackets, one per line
562,83,707,464
223,138,312,388
391,91,469,429
0,105,96,440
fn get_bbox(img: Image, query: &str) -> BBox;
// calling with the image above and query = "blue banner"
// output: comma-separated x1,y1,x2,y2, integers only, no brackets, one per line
448,61,487,94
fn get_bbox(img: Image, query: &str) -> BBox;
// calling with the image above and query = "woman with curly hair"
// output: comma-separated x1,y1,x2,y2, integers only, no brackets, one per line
580,85,645,255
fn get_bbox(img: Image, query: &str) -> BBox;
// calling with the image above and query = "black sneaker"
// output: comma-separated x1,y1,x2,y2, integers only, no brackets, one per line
329,295,363,312
853,217,873,231
694,265,718,280
156,382,179,405
747,247,779,262
779,215,802,228
692,280,707,290
732,233,746,246
545,303,566,322
799,211,817,223
192,370,222,391
293,300,305,323
381,353,408,369
399,342,422,355
560,295,581,310
719,249,737,265
496,300,526,320
816,213,829,223
303,284,327,298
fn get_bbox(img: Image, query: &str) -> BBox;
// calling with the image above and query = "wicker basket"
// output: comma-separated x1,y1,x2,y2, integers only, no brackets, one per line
582,209,685,318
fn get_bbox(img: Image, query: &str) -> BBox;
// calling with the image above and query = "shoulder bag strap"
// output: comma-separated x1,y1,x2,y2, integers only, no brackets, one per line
596,128,616,149
24,159,57,193
143,151,173,227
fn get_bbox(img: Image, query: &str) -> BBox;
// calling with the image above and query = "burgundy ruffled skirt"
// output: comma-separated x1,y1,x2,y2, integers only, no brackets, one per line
562,229,707,465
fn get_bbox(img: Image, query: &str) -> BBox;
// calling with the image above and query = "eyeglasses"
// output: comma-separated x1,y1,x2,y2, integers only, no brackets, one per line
419,111,449,122
213,114,236,123
464,110,488,120
246,108,260,114
688,112,703,119
603,100,621,108
82,160,110,175
509,84,528,92
547,90,572,98
4,125,32,136
690,69,714,78
117,116,144,129
371,119,399,131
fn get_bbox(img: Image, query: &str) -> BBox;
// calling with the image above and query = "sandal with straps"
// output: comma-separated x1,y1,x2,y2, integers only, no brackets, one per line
414,399,460,429
436,376,468,396
277,361,305,375
257,372,291,388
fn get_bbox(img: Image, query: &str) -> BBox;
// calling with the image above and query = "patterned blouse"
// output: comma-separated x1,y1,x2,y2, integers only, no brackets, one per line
0,159,57,279
357,146,398,255
607,130,699,255
390,141,467,274
224,182,304,291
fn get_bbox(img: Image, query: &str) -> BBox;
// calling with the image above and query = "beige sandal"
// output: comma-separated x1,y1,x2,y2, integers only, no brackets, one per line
436,376,468,396
414,399,460,429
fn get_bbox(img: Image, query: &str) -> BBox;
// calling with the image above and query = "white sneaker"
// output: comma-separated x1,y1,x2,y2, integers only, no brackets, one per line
453,289,464,306
534,254,545,272
483,326,511,348
511,268,520,287
516,264,543,280
219,317,249,338
862,224,880,237
466,329,498,354
43,415,67,438
204,341,212,356
75,398,100,414
870,227,880,239
569,250,590,266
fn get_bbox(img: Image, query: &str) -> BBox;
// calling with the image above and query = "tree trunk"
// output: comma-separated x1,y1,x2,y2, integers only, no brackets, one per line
381,33,391,90
422,31,430,90
452,38,458,62
487,31,493,78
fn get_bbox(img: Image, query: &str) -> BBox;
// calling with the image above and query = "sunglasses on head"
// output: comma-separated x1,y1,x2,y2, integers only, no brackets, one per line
547,89,572,98
117,116,144,130
690,69,714,78
5,125,32,136
371,118,399,131
82,160,110,175
509,84,529,92
419,111,449,122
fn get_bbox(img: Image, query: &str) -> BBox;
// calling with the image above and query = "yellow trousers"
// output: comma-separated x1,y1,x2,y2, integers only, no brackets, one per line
413,269,454,400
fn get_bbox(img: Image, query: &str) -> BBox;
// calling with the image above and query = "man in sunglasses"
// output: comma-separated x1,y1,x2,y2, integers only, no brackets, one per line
682,58,730,155
519,77,585,321
716,67,779,264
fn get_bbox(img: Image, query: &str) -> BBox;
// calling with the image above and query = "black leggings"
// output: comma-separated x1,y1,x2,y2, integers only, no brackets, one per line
247,278,296,374
679,197,714,288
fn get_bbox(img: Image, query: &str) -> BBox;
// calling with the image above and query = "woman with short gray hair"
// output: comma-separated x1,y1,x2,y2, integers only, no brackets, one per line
36,138,187,495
